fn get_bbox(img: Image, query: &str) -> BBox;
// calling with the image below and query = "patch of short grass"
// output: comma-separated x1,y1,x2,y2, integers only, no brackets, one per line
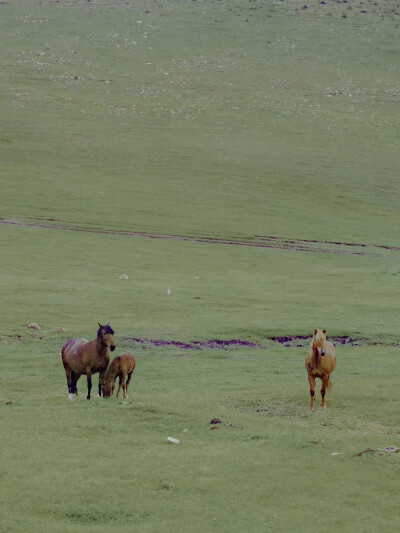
1,343,399,533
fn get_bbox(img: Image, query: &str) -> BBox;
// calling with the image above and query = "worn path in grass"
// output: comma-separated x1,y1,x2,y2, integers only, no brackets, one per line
1,218,398,258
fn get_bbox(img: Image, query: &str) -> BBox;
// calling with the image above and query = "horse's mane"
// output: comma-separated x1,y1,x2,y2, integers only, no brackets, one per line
97,323,115,338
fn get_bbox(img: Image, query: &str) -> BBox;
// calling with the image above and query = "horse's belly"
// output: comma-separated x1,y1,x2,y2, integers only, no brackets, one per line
91,361,108,374
310,369,325,379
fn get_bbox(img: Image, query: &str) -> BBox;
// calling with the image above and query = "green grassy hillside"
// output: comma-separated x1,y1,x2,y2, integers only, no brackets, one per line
0,1,399,532
1,0,399,244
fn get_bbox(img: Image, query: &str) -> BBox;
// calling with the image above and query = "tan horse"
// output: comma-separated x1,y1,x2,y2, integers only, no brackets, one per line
305,329,336,410
61,323,116,400
100,353,136,399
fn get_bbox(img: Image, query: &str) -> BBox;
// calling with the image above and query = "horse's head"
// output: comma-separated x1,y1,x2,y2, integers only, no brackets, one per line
313,329,327,356
97,323,116,352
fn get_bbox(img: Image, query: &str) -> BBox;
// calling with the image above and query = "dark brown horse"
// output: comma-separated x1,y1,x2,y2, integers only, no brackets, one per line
305,329,336,410
100,353,136,399
61,323,116,400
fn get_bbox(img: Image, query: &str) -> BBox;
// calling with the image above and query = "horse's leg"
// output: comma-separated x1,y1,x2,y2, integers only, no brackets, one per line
125,371,133,399
308,373,316,410
321,375,330,409
98,371,104,398
71,372,81,396
65,366,73,397
121,375,128,399
86,371,92,400
116,375,123,398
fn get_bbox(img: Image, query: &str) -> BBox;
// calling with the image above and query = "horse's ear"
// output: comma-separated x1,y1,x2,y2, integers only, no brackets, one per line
323,329,326,334
98,322,103,329
314,329,318,335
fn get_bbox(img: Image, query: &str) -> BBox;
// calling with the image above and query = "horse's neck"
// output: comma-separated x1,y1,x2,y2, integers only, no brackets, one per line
94,339,109,358
104,362,117,383
310,343,320,360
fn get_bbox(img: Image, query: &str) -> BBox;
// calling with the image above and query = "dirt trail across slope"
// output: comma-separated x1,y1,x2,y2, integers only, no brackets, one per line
1,217,398,257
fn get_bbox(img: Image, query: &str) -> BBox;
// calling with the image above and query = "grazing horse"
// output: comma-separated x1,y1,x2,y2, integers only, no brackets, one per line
61,323,116,400
100,353,136,399
305,329,336,410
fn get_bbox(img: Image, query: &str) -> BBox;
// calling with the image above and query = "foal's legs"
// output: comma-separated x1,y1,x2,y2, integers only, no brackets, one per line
116,374,123,398
125,371,134,399
121,374,128,398
308,373,316,410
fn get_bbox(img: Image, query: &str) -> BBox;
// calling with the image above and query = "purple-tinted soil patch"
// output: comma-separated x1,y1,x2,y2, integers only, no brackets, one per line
269,335,400,347
122,335,399,351
125,338,196,350
269,335,364,347
194,339,264,349
123,337,264,350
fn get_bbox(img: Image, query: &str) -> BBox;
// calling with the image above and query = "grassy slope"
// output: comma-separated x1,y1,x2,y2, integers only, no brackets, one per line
0,1,399,532
1,340,399,533
0,223,398,341
1,0,399,244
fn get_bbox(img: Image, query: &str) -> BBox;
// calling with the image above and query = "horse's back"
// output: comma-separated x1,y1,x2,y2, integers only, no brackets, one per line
61,338,89,366
114,353,136,374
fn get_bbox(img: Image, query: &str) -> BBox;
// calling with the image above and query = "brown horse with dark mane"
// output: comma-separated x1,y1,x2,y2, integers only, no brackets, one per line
61,323,116,400
305,329,336,410
101,353,136,399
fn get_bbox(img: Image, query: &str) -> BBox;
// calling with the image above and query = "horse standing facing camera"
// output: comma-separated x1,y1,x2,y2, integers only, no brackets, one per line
305,329,336,410
61,323,116,400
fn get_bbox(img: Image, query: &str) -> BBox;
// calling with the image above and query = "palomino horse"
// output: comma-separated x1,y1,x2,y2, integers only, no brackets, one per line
61,323,116,400
100,353,136,399
305,329,336,410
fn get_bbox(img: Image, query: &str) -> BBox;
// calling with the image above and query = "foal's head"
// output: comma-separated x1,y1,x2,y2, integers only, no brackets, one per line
313,329,327,356
97,323,116,352
100,378,114,398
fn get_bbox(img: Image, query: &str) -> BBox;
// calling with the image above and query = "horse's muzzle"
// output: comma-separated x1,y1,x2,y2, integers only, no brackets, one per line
110,345,116,352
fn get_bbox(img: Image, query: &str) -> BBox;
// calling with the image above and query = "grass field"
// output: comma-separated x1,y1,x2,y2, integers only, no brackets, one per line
0,1,399,532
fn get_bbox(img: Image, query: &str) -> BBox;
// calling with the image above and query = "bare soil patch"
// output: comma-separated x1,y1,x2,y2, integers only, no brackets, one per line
122,335,399,351
122,337,264,351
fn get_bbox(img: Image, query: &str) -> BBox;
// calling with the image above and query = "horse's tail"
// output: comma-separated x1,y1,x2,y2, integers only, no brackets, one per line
327,378,333,391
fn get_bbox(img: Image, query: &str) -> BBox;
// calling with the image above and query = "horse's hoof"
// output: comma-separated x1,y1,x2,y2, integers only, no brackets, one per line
68,393,75,401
